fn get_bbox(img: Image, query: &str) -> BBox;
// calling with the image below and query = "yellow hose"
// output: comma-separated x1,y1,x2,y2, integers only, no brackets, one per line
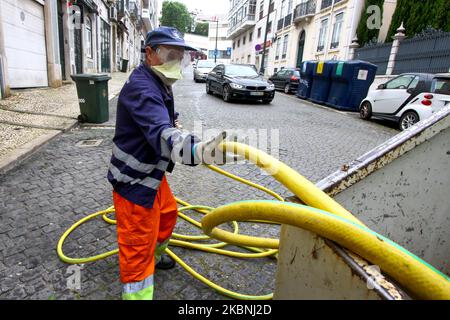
57,141,450,300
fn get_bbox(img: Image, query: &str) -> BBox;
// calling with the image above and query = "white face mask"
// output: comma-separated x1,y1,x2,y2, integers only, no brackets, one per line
151,59,183,86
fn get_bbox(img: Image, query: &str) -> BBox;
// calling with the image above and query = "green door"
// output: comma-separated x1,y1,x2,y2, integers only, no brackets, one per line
101,20,111,73
296,31,305,68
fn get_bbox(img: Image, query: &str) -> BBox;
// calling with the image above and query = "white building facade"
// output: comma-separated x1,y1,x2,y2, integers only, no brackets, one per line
227,0,367,76
208,19,232,64
0,0,158,98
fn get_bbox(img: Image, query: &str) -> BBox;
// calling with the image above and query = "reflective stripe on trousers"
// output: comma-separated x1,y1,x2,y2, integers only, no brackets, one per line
113,175,178,300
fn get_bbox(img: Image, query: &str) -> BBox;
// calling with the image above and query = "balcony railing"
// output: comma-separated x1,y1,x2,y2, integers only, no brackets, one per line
228,13,256,37
294,0,316,21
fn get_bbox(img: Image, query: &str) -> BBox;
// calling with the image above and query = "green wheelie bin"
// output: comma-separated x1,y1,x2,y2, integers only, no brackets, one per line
71,73,111,123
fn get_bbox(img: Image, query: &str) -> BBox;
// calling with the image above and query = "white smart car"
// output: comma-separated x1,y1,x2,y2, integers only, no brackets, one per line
359,73,450,130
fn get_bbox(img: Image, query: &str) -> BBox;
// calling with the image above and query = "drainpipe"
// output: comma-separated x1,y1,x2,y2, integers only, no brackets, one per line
0,2,10,98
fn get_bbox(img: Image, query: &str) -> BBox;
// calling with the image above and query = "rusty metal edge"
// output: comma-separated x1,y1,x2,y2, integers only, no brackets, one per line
316,105,450,195
282,106,450,300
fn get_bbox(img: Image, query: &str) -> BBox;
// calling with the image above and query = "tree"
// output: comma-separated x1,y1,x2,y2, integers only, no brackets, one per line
192,22,209,37
386,0,450,40
159,1,193,34
356,0,384,46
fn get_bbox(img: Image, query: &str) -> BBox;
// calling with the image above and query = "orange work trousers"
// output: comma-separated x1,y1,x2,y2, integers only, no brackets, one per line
113,175,178,284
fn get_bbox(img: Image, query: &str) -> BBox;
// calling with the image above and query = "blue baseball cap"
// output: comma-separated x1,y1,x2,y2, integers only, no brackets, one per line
144,26,198,51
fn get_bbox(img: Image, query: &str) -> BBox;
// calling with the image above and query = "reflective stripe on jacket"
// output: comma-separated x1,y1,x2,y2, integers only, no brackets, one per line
108,63,200,208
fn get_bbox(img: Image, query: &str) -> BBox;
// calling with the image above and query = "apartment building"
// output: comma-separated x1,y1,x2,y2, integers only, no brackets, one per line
227,0,368,76
0,0,157,97
208,19,232,64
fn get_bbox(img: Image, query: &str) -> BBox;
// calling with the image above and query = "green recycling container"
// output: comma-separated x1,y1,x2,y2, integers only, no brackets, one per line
120,59,129,72
71,73,111,123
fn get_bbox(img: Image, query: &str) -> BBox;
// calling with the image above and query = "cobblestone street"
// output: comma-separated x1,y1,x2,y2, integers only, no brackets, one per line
0,74,398,300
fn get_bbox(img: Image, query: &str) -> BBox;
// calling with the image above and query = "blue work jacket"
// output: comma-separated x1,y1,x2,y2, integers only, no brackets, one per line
107,63,199,208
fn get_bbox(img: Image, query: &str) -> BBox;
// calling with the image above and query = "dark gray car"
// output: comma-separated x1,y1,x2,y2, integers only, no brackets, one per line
206,64,276,104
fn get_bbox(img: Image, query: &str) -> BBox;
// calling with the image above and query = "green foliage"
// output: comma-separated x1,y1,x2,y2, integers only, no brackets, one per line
159,1,193,34
356,0,385,46
386,0,450,41
192,22,209,37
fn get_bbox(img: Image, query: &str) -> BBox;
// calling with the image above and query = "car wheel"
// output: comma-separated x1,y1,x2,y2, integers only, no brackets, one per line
359,101,372,120
222,85,231,102
284,83,290,94
206,81,212,95
399,111,420,131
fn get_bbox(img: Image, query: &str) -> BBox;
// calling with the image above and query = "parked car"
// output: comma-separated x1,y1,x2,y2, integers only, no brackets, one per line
206,64,276,103
269,68,301,94
359,73,450,130
193,60,216,82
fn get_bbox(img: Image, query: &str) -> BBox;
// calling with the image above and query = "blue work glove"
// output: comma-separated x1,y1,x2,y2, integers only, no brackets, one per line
192,131,241,165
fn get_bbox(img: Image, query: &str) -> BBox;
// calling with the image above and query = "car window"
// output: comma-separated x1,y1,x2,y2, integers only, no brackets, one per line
212,65,224,73
225,65,259,77
277,70,287,76
431,78,450,95
286,71,293,76
197,60,216,68
385,75,416,89
294,71,300,77
408,76,420,89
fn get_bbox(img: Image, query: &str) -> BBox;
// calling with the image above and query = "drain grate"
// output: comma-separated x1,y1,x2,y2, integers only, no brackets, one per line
75,139,103,148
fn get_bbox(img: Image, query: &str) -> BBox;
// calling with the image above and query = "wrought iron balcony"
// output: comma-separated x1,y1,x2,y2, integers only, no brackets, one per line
294,0,316,22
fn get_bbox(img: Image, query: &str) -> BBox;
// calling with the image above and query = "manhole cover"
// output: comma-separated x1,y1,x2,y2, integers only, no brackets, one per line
75,139,103,148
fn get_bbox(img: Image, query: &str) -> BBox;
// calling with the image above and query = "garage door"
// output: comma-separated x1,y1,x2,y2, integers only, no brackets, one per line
1,0,48,88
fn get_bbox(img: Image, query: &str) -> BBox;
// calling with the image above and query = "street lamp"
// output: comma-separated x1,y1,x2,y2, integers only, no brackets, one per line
212,16,219,63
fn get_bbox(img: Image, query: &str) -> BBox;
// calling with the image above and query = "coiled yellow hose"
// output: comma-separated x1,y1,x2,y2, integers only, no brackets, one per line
57,141,450,300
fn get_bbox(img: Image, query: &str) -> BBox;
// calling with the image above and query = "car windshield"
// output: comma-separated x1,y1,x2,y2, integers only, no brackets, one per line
431,78,450,95
225,65,259,77
294,71,300,77
197,60,216,68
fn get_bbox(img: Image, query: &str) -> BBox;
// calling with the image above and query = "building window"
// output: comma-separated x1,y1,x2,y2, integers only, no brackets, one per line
86,16,93,58
258,27,262,38
249,32,253,42
281,0,286,17
275,37,281,60
317,18,328,52
243,36,246,45
330,12,344,49
282,34,288,59
267,21,272,34
287,0,293,13
238,39,240,47
247,55,251,63
259,0,264,20
233,41,236,49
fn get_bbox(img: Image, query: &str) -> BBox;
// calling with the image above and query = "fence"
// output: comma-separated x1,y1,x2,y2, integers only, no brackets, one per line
393,31,450,74
354,29,450,75
354,43,391,75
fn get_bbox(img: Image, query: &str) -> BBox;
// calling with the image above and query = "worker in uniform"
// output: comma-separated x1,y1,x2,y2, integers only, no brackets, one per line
107,26,237,300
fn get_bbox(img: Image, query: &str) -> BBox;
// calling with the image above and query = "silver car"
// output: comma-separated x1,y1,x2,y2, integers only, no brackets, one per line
193,60,216,82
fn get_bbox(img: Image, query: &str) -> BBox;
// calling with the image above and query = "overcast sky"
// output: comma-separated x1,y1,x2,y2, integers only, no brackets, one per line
158,0,230,17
